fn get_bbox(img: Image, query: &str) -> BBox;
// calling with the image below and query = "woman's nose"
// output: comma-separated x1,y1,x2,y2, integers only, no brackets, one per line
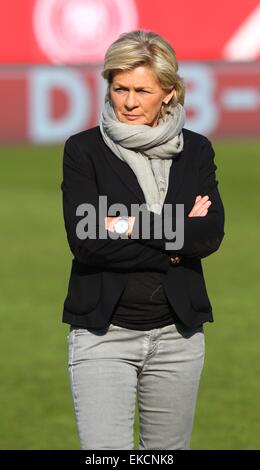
124,92,138,109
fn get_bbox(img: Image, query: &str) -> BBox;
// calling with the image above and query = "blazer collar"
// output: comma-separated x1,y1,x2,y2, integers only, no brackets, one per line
99,130,186,208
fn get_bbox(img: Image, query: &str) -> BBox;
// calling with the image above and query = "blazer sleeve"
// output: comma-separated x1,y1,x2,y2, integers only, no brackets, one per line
131,138,225,259
61,136,171,272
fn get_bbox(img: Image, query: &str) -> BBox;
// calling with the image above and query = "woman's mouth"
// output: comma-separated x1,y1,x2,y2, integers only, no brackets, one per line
124,114,141,121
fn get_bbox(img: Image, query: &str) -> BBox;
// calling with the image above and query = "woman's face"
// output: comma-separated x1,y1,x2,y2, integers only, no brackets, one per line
110,65,175,127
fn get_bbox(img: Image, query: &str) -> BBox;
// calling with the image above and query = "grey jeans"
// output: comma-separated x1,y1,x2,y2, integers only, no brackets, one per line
67,321,205,450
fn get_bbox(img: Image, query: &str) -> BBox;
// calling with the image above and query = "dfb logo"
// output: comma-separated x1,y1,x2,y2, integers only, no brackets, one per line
33,0,138,64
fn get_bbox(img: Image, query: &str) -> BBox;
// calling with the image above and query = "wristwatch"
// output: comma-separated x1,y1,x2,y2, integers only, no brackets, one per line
113,216,129,235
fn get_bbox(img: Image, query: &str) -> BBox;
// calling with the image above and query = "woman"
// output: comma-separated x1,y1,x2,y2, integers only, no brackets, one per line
61,30,225,450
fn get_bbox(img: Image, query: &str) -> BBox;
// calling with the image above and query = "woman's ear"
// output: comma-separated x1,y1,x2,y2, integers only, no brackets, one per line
163,87,176,105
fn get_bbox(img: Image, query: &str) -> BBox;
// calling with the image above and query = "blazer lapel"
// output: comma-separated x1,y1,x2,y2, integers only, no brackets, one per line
164,149,186,206
101,140,146,203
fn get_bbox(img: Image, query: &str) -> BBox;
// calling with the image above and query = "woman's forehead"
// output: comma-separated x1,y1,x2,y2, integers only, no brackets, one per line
111,66,160,87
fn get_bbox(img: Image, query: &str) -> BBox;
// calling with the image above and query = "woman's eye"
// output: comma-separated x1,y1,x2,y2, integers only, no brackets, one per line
114,88,149,93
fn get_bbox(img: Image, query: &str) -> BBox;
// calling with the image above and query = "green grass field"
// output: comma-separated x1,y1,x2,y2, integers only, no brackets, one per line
0,139,259,449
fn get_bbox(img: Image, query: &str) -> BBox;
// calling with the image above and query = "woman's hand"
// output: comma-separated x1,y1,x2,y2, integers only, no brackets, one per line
188,195,211,217
105,216,136,237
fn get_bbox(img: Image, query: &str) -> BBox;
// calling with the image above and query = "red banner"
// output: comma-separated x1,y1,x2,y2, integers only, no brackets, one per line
1,0,260,63
0,63,259,143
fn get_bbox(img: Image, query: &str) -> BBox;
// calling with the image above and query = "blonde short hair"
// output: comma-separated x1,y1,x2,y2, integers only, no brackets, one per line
102,30,185,116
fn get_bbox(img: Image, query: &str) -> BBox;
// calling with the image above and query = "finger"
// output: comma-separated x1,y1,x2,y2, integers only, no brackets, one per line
199,209,208,216
195,197,211,210
197,200,211,214
190,201,211,217
188,196,211,217
198,195,209,204
194,196,202,205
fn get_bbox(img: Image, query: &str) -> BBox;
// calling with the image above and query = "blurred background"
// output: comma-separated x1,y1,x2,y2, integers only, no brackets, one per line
0,0,259,449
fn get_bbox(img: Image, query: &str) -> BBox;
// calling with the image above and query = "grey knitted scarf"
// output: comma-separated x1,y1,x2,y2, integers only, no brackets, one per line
100,100,185,214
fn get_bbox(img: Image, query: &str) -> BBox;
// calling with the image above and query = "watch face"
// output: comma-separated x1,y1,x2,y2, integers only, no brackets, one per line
114,219,128,234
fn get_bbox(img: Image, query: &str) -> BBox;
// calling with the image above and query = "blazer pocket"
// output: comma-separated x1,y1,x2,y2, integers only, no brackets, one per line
64,271,102,315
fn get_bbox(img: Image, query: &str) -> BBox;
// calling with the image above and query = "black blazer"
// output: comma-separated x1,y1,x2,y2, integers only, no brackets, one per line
61,126,225,329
